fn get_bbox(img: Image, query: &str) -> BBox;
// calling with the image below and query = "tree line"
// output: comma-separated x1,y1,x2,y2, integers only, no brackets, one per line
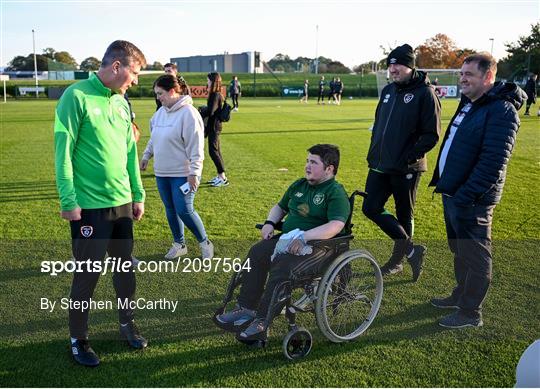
268,25,539,80
5,48,165,72
5,24,538,80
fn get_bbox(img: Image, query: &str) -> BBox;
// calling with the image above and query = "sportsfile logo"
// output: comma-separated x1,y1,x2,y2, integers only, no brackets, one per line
41,257,251,276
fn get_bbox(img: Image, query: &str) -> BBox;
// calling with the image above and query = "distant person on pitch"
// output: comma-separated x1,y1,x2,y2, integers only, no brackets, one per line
317,75,326,104
300,79,309,103
203,72,229,187
328,77,337,104
523,73,537,116
335,77,344,105
229,75,241,111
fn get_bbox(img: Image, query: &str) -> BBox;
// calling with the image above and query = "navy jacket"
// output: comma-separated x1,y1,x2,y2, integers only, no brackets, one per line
429,82,526,206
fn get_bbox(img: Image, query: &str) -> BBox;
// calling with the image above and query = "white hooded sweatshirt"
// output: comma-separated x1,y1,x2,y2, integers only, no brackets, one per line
142,95,204,177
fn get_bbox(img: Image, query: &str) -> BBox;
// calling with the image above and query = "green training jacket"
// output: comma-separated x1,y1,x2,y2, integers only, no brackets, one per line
54,73,145,211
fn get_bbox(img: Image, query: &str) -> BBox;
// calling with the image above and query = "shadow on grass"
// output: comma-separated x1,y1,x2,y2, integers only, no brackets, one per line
0,303,446,387
0,118,54,123
0,267,44,282
0,180,56,191
305,118,374,124
0,180,58,203
0,194,59,203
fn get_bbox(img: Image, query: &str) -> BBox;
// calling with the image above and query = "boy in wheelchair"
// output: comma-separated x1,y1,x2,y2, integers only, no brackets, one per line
214,144,350,344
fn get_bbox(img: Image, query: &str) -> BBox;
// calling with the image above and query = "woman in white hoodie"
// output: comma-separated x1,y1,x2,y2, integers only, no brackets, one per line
140,75,214,260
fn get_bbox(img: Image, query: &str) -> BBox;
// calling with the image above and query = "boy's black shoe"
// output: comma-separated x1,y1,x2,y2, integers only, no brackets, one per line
120,321,148,349
71,339,100,367
214,306,256,333
236,318,269,346
439,310,483,329
407,245,426,282
431,296,459,309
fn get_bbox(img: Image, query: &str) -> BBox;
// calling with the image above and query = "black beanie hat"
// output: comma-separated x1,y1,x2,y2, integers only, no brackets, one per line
387,44,415,69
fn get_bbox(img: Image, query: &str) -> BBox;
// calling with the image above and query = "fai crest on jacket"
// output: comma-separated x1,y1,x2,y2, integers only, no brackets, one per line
81,225,93,238
404,93,414,104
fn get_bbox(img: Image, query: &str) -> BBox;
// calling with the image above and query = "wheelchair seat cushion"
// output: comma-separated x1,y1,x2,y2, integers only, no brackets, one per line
287,245,343,284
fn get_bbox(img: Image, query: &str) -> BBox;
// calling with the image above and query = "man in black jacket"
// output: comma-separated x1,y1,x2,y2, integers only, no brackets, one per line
155,63,178,110
363,44,441,281
523,73,537,115
429,52,525,328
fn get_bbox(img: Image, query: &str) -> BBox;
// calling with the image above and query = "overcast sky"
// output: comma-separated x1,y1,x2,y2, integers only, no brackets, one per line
1,0,538,69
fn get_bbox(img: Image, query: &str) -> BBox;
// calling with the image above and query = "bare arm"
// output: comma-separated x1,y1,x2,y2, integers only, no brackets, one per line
303,220,345,241
288,220,345,255
261,204,287,240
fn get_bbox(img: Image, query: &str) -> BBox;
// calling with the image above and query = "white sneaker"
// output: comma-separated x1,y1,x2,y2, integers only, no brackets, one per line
233,107,238,112
211,178,229,187
200,239,214,259
206,176,219,184
164,242,188,260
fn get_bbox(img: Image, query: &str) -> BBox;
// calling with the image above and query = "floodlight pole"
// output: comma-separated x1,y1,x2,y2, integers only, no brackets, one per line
489,38,494,56
315,25,319,74
253,51,257,98
32,29,38,99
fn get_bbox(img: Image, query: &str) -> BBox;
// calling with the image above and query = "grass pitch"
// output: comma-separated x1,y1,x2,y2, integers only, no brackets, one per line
0,97,538,387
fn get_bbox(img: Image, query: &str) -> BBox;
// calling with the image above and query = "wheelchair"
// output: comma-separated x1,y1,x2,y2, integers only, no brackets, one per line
213,190,383,360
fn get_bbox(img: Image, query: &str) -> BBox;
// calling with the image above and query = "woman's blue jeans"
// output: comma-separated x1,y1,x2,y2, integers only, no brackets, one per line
155,176,207,243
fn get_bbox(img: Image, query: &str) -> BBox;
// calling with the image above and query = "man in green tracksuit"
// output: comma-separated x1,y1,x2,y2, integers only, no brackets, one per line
54,40,147,367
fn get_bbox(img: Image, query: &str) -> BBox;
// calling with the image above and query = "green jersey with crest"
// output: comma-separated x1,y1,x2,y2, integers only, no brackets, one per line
278,178,350,233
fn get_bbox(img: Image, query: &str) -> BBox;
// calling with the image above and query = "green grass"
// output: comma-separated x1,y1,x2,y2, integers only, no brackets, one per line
0,97,538,387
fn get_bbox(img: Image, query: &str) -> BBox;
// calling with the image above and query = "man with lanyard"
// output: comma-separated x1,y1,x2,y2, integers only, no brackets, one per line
362,43,441,281
54,40,147,367
429,53,525,328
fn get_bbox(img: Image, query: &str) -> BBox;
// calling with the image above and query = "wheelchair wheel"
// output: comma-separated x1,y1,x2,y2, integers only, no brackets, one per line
282,327,312,360
315,249,383,343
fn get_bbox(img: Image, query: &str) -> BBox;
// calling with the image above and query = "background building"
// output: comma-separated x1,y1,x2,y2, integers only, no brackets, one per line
170,51,263,73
